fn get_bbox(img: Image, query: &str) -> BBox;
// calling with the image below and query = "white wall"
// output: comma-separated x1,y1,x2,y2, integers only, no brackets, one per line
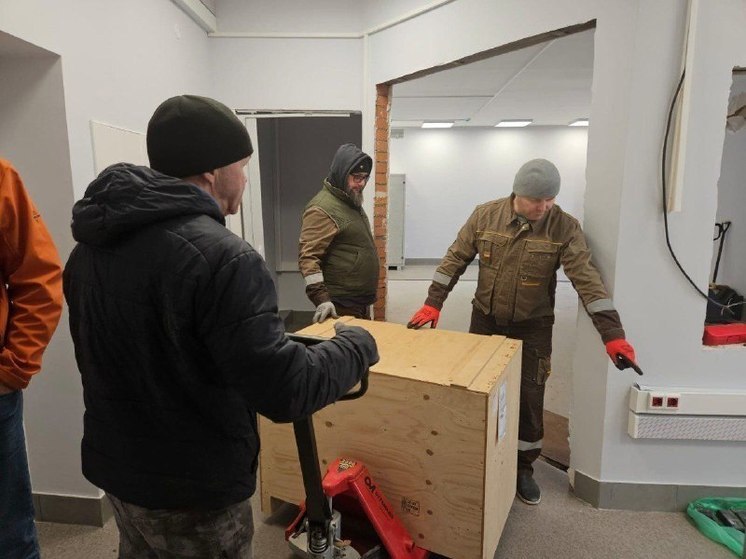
389,127,589,258
367,0,746,489
596,0,745,487
1,0,213,499
1,0,213,199
0,52,82,496
215,0,362,33
209,37,363,110
215,0,442,34
712,76,746,296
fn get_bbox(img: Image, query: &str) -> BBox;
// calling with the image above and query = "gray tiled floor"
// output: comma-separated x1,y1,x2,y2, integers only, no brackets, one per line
37,460,732,559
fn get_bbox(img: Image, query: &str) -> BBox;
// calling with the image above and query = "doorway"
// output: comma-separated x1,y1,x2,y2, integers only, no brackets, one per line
241,112,363,329
707,70,746,327
381,25,598,470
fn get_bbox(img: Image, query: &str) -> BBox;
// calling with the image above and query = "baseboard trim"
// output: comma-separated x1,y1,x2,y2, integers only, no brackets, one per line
572,471,746,511
33,492,112,527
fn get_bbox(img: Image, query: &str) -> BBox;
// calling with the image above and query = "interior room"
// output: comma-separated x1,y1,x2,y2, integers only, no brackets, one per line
1,1,745,558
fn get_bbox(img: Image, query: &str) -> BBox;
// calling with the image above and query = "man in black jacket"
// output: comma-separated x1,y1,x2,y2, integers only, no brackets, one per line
64,95,378,558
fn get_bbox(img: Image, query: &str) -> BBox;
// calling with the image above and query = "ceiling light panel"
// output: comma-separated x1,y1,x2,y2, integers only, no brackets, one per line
422,122,454,128
495,119,533,127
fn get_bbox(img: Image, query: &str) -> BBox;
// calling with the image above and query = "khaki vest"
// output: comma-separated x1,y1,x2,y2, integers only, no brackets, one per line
306,183,379,298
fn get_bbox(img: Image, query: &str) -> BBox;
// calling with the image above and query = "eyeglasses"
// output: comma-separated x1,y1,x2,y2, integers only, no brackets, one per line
349,173,370,184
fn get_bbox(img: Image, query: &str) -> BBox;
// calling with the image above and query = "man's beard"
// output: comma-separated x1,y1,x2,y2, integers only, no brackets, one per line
345,186,364,208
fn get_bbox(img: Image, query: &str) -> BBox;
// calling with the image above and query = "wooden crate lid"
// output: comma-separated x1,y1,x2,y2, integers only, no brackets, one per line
296,317,517,393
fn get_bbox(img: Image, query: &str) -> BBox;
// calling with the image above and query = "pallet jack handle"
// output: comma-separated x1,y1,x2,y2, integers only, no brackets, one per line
288,333,369,400
287,332,370,557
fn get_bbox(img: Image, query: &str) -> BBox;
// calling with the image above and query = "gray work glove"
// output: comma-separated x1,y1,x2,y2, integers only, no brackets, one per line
313,301,338,323
334,322,380,366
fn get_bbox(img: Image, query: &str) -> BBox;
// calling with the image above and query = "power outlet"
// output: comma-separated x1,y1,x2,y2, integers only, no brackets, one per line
647,392,680,412
664,393,681,410
648,393,665,409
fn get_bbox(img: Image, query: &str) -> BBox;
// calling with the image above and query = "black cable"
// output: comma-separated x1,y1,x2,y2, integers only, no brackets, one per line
711,221,731,283
661,70,743,320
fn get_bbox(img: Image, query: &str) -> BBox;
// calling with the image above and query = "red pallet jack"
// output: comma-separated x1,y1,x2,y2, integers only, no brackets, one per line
286,334,430,559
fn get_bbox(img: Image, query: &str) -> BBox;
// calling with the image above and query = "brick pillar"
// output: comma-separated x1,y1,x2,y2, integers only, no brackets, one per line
373,84,391,321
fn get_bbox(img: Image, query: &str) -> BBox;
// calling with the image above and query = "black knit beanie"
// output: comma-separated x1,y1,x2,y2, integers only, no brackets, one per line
147,95,253,178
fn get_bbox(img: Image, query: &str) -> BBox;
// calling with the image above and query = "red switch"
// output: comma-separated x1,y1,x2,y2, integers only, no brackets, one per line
666,397,679,408
651,396,663,407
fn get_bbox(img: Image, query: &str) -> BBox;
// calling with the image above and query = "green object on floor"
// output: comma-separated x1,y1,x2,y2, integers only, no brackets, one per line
687,498,746,557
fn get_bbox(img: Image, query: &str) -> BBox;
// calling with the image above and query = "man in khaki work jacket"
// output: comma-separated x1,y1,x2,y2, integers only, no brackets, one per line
299,144,379,322
407,158,638,506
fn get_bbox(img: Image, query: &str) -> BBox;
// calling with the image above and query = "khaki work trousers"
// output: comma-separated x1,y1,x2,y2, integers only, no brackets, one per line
469,306,553,475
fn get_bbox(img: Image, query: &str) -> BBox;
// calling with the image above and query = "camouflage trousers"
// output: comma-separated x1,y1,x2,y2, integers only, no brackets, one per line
107,494,253,559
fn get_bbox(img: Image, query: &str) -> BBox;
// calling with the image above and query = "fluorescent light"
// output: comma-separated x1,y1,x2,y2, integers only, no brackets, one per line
569,118,589,127
390,120,423,128
495,119,533,128
422,122,454,129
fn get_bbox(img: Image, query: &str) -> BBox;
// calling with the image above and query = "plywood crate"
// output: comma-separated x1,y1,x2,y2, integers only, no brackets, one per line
259,318,521,559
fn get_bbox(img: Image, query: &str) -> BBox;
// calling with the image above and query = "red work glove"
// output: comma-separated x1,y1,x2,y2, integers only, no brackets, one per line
605,339,637,370
407,305,440,329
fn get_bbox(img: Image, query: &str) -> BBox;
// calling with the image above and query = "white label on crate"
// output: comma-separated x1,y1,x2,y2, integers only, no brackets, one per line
497,381,507,441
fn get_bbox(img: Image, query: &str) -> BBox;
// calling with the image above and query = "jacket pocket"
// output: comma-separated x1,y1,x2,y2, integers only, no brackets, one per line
326,245,359,267
520,240,559,278
476,231,509,268
523,349,552,386
475,262,498,312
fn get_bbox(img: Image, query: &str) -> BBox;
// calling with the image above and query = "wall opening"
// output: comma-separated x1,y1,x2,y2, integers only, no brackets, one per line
705,69,746,333
379,23,598,471
246,113,363,330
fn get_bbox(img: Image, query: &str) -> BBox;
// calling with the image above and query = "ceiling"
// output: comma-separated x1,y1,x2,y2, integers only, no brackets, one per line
390,29,595,127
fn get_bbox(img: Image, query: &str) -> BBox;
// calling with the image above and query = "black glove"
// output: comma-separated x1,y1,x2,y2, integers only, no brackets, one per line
334,322,380,366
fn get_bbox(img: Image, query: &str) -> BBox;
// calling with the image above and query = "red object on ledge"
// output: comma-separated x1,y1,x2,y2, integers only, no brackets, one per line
703,323,746,346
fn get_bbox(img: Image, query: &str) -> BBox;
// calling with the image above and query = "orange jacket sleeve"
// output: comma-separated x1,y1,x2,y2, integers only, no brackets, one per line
0,159,63,390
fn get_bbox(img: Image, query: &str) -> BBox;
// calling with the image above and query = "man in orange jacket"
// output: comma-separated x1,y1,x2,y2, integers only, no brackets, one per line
0,159,63,559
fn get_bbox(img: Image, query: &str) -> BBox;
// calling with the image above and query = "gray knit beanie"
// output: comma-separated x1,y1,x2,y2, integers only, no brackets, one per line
147,95,253,178
512,159,560,198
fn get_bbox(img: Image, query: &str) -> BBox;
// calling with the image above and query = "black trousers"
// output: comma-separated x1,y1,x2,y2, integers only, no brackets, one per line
469,306,553,475
333,303,371,320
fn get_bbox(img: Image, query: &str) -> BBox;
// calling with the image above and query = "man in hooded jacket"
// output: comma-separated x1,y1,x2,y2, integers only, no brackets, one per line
299,144,379,323
63,95,379,558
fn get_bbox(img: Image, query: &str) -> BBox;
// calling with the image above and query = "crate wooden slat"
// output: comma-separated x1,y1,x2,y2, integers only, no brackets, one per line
259,318,521,559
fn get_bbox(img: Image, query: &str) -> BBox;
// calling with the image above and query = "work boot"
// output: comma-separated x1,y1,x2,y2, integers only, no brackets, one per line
516,472,541,505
